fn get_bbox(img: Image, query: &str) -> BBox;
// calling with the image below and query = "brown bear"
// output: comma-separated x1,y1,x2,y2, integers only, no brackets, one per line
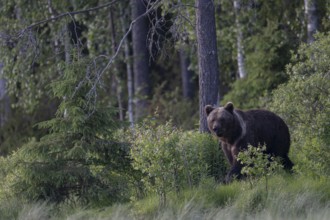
205,102,293,183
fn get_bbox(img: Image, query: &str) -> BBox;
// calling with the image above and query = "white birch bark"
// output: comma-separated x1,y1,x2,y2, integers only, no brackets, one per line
63,24,71,118
234,0,246,79
304,0,318,43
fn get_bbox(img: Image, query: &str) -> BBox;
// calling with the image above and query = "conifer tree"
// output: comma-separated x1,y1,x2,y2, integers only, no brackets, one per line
195,0,220,132
8,56,131,204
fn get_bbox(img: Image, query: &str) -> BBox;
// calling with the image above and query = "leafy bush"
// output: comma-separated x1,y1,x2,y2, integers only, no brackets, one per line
270,32,330,177
237,145,283,191
128,119,227,205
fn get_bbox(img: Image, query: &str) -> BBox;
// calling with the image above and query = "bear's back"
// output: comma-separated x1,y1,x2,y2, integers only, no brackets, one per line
238,109,290,155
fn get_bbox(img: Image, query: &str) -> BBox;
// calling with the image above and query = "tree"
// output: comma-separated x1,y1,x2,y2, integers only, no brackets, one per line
221,0,305,109
195,0,220,132
304,0,318,43
270,33,330,177
234,0,246,79
3,57,132,204
179,47,195,100
120,3,135,127
131,0,151,120
0,64,10,128
109,8,124,121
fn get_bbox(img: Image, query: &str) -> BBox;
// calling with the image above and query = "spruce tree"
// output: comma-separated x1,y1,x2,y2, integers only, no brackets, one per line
6,56,131,204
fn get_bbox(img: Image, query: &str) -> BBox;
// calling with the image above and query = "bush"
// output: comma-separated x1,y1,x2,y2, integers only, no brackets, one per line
237,145,283,191
128,119,227,205
270,32,330,177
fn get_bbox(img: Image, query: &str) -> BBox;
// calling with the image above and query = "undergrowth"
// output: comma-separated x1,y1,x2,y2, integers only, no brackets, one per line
2,174,328,220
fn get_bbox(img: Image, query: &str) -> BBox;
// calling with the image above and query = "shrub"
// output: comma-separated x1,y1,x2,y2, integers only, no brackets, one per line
129,119,227,205
237,145,283,191
270,32,330,177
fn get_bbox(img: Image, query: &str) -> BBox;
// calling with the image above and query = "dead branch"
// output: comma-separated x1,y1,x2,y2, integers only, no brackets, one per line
86,0,163,101
11,0,120,39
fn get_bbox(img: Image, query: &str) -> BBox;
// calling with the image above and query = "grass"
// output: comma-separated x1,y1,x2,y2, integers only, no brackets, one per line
2,174,330,220
125,175,330,220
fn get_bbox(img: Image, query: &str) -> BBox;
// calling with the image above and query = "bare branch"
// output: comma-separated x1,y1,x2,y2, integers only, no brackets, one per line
86,0,163,100
13,0,120,39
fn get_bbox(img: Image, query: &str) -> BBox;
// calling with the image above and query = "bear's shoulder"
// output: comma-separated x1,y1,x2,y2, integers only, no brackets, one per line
243,109,282,119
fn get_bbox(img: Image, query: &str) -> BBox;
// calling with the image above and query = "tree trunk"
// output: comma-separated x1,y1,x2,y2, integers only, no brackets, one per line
179,48,195,100
304,0,318,43
131,0,151,120
195,0,220,133
109,8,124,121
0,63,11,127
234,0,247,79
120,4,134,127
63,24,72,118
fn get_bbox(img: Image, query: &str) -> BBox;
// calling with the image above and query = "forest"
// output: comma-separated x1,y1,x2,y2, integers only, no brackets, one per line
0,0,329,219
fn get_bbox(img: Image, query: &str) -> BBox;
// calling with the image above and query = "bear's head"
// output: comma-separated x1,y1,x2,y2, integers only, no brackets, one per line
204,102,236,139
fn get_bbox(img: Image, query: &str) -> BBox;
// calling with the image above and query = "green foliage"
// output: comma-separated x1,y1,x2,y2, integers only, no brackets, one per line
0,105,54,155
128,119,227,205
129,120,181,205
237,145,283,190
270,32,330,177
0,1,96,154
150,84,198,130
221,0,304,109
0,57,132,205
0,0,62,112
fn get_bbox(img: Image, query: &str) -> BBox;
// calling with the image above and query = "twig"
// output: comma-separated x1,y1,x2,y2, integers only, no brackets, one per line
16,0,120,38
87,0,163,98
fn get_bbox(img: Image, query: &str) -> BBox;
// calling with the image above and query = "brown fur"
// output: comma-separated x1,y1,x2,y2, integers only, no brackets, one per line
205,102,293,183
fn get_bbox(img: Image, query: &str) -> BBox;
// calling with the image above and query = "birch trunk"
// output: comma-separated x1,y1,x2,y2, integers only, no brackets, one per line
234,0,247,79
304,0,318,43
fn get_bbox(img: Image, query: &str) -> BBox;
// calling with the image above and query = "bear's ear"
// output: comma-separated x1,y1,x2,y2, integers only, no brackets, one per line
205,105,215,116
224,102,234,113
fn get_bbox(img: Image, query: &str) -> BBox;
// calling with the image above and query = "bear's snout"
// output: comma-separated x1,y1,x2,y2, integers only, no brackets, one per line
212,126,223,137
